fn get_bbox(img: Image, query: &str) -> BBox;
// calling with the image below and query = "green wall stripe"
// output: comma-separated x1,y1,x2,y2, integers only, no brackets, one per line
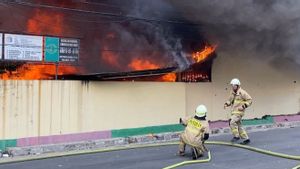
112,117,275,138
112,124,184,138
242,116,274,126
0,139,17,151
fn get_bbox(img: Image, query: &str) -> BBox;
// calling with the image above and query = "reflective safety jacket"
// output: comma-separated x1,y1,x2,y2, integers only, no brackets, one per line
181,116,209,147
225,87,252,116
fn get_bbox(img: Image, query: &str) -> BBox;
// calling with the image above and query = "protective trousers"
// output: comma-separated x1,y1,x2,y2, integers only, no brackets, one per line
178,134,205,156
230,114,249,139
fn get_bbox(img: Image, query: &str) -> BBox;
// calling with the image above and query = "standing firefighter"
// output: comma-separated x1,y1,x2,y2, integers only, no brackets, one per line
178,105,210,160
224,78,252,144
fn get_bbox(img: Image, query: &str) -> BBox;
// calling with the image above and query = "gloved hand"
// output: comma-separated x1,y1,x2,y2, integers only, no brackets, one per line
242,104,248,109
224,103,229,109
179,118,187,126
203,133,209,140
238,106,245,111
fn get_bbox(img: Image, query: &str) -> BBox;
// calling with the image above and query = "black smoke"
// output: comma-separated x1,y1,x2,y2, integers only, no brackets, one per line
171,0,300,71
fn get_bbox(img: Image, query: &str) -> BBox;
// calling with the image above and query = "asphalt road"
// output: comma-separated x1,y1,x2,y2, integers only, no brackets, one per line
0,127,300,169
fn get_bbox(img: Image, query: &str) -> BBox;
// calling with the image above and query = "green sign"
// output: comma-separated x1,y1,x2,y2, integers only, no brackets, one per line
44,37,59,62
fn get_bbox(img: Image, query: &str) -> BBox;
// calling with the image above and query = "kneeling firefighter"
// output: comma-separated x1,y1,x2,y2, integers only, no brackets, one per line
178,105,210,160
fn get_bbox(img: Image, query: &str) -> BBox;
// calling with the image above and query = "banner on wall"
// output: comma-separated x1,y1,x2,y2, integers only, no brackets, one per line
4,34,43,61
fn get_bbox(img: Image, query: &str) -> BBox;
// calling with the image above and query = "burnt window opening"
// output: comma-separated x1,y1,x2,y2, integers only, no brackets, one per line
177,56,214,82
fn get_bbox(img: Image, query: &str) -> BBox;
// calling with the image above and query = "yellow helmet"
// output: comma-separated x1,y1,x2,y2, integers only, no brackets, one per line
195,105,207,117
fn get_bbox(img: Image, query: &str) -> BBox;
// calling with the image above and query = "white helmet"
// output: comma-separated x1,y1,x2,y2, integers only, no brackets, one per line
195,105,207,117
230,78,241,86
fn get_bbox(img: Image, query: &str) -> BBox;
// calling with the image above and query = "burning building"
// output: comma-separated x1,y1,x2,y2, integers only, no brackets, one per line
1,0,300,155
0,0,216,82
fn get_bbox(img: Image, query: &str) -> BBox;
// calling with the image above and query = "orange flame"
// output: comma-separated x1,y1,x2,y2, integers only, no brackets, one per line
161,73,177,82
0,64,78,80
27,9,63,35
127,58,177,82
128,58,160,71
192,45,217,63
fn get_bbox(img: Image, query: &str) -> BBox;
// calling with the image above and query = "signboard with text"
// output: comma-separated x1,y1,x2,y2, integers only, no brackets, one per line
59,38,79,62
4,34,43,61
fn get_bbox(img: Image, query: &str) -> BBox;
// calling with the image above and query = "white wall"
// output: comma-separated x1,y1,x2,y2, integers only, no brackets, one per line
0,81,186,139
1,53,300,139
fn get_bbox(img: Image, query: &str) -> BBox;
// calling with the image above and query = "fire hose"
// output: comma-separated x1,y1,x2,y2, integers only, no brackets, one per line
0,141,299,169
162,141,300,169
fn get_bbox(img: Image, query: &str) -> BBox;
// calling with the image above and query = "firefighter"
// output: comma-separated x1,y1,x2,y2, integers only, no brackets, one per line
178,105,210,160
224,78,252,145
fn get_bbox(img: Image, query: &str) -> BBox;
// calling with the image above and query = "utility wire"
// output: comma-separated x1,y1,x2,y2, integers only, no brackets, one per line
3,1,201,26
